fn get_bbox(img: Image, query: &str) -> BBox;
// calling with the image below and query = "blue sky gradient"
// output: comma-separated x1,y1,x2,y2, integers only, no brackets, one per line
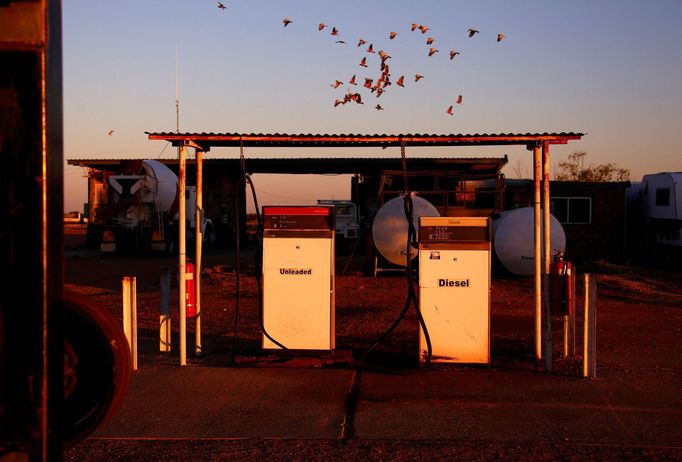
63,1,681,211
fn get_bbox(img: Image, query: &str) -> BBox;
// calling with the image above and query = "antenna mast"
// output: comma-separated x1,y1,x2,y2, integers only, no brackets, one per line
176,46,180,160
176,45,180,134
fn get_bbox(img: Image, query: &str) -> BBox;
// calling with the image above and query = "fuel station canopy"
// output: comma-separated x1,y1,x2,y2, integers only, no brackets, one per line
146,131,585,370
146,131,584,150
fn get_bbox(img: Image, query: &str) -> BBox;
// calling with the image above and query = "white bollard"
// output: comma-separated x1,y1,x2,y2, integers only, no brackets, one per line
564,272,576,359
583,274,597,378
159,267,172,352
122,276,138,371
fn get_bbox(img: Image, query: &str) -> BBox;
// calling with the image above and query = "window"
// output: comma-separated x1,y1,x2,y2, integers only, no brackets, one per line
550,197,591,224
655,188,670,207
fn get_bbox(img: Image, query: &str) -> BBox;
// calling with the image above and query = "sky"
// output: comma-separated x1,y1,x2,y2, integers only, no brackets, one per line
62,0,681,212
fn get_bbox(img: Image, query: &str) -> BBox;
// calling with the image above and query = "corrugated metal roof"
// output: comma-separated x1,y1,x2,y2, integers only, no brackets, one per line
67,156,508,175
144,132,585,149
69,156,506,163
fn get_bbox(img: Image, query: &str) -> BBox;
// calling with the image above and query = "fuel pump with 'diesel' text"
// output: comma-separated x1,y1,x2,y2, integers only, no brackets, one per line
261,206,335,352
418,216,491,364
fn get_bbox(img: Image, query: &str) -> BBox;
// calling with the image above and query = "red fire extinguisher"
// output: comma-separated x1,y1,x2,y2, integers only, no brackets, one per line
185,260,196,318
550,252,573,316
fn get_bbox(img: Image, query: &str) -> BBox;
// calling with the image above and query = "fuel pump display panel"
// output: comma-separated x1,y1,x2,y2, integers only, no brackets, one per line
262,206,333,231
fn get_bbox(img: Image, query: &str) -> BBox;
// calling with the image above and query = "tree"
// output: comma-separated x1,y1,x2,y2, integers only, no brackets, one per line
555,152,630,182
508,159,529,179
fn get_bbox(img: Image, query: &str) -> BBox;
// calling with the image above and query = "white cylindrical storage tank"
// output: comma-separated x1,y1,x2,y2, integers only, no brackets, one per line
372,195,440,266
492,207,566,276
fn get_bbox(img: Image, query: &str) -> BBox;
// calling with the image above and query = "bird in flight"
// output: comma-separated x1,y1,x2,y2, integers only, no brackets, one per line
348,92,363,104
331,80,343,89
107,129,114,136
411,23,419,31
449,50,460,60
497,34,505,42
418,25,430,34
446,106,454,116
359,57,368,67
375,104,384,111
415,74,424,82
468,28,479,37
331,26,339,36
428,47,439,57
349,75,357,85
318,23,327,31
396,75,405,87
389,31,398,40
283,18,293,27
378,50,391,62
334,99,345,107
426,37,434,45
357,38,367,47
335,40,346,44
366,43,374,53
364,78,373,89
456,94,463,105
217,2,226,10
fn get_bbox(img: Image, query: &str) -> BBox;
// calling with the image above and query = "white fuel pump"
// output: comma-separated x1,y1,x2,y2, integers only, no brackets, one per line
418,216,492,364
261,206,335,352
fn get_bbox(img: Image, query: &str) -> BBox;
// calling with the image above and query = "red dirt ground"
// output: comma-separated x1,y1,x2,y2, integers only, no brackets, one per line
62,227,682,460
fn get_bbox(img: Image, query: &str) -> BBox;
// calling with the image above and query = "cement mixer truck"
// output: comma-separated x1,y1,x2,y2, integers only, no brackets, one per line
91,160,215,254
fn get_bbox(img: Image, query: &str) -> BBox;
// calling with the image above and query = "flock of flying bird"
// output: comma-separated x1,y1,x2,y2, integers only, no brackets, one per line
217,2,505,116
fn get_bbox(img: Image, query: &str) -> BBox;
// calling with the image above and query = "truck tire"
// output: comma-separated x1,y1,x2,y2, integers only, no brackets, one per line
203,222,216,248
62,291,131,447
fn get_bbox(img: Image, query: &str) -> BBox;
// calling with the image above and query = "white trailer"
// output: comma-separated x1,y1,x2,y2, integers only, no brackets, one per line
317,200,360,238
632,172,682,250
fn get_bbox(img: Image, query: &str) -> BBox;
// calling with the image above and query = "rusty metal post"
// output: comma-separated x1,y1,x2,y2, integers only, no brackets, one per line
532,143,542,361
542,141,552,371
0,1,65,457
179,144,187,366
195,148,203,356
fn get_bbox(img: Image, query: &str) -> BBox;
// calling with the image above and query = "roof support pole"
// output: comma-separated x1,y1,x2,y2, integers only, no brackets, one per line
178,144,187,366
532,143,542,361
542,141,552,372
195,148,203,356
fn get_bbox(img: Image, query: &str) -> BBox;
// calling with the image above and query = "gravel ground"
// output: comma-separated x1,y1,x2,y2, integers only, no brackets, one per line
63,230,682,460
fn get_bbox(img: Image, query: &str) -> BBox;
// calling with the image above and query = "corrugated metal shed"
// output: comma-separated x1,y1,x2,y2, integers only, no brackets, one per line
68,156,508,175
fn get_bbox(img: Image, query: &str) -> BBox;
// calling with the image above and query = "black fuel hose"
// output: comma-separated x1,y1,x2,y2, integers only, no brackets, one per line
230,169,291,362
356,139,432,367
356,193,432,367
246,175,292,357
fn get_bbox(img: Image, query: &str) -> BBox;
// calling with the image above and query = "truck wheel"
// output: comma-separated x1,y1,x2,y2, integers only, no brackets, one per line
62,291,131,447
165,238,175,256
203,223,216,248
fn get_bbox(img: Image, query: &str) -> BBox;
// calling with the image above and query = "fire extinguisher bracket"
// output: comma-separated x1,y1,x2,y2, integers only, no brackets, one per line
550,253,573,317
